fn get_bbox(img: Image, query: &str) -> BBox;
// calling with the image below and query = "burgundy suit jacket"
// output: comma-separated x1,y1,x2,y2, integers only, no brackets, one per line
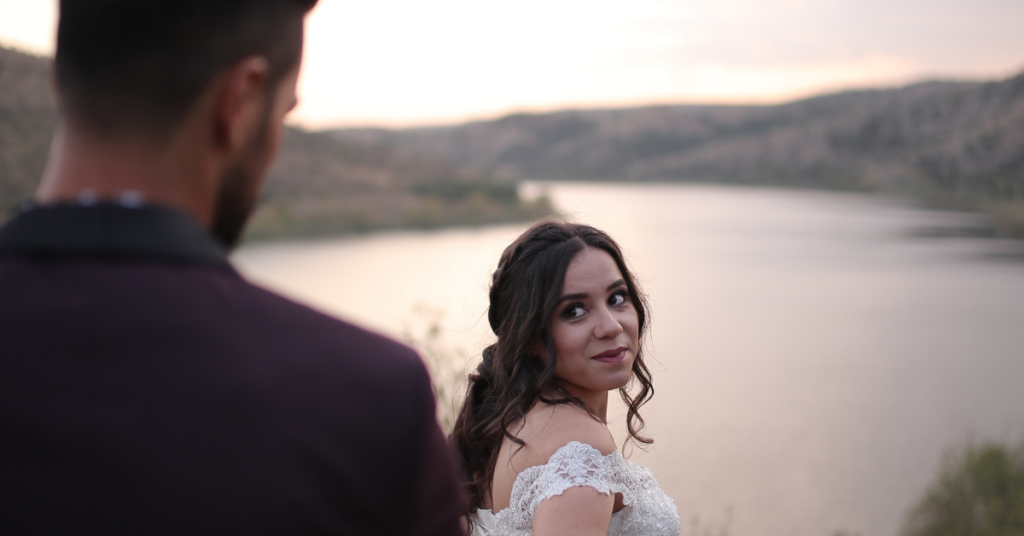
0,203,466,535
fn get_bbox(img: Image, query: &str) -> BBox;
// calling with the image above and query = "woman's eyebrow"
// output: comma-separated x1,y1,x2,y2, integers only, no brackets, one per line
557,279,627,303
557,292,588,303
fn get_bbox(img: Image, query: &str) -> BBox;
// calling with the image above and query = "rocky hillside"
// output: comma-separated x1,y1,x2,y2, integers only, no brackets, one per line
0,45,56,212
5,43,1022,237
0,46,550,239
335,74,1024,234
250,127,549,238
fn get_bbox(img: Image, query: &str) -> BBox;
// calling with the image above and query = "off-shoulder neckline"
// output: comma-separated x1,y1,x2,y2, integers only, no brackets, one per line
545,440,621,461
492,441,623,516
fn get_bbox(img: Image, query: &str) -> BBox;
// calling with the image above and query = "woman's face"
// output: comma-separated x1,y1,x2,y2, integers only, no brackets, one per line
542,246,640,397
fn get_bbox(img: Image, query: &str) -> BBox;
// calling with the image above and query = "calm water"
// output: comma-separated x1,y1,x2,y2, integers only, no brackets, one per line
234,183,1024,536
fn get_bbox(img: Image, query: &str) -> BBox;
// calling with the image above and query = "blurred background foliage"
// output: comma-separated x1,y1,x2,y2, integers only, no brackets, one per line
902,441,1024,536
400,304,468,434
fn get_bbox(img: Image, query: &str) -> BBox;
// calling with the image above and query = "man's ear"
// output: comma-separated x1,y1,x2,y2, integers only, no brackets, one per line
213,56,270,152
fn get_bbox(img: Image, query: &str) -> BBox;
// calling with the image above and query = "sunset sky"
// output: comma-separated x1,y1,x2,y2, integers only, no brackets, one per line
1,0,1023,128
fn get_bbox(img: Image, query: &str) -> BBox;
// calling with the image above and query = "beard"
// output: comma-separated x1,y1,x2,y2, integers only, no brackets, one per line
210,111,272,250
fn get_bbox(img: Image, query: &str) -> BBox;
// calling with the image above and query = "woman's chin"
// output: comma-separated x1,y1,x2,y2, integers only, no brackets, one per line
610,373,633,391
594,368,635,392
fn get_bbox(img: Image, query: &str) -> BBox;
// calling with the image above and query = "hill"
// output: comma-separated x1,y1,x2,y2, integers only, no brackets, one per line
0,45,56,211
250,127,550,238
0,45,550,239
334,75,1024,235
5,43,1023,237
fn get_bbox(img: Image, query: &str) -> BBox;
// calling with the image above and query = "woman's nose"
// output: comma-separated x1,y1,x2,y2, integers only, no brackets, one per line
593,305,624,338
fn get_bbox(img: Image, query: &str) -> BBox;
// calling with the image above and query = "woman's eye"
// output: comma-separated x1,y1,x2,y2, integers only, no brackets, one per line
609,291,627,306
562,304,586,319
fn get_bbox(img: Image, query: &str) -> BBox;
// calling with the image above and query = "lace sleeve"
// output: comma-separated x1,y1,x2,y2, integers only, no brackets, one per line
507,441,625,523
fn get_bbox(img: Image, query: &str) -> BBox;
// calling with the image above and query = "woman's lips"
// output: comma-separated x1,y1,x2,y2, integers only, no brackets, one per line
591,346,628,363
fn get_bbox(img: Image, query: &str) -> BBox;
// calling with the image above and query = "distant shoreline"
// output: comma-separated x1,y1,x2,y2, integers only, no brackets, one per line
4,44,1022,240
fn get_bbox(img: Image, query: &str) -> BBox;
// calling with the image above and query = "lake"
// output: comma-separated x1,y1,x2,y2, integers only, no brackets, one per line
234,182,1024,536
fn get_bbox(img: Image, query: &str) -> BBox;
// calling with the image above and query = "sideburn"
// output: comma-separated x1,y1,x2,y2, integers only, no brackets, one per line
210,99,274,249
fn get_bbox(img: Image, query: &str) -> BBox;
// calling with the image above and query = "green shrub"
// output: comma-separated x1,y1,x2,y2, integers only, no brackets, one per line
902,442,1024,536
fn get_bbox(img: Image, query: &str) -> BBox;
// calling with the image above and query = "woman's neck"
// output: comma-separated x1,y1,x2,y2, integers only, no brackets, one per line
554,381,609,422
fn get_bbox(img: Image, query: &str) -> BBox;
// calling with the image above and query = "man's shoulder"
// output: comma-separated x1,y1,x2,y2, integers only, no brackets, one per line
225,279,442,457
0,257,430,405
227,277,423,372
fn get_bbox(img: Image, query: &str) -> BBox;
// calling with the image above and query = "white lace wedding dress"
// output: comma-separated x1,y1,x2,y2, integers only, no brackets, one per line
470,441,680,536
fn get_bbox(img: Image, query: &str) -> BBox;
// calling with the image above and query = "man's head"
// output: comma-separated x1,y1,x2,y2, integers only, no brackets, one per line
52,0,318,247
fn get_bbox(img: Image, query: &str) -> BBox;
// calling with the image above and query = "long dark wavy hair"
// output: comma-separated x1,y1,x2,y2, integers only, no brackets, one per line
450,220,655,518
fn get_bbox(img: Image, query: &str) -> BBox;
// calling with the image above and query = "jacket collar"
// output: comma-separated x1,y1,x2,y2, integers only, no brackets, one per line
0,203,231,268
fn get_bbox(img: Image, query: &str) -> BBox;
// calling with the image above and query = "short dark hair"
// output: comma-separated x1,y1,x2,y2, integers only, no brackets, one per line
55,0,319,138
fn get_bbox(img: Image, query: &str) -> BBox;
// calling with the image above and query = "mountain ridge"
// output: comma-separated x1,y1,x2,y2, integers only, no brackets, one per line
331,73,1024,234
3,44,1022,237
0,45,549,238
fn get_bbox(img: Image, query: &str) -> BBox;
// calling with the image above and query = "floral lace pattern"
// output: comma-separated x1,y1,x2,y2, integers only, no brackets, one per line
472,441,680,536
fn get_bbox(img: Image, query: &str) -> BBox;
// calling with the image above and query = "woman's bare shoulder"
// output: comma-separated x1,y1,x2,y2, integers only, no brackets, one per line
510,402,617,468
490,401,617,512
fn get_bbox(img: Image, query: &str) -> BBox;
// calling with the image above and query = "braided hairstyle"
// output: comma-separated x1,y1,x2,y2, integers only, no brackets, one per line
449,220,654,522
